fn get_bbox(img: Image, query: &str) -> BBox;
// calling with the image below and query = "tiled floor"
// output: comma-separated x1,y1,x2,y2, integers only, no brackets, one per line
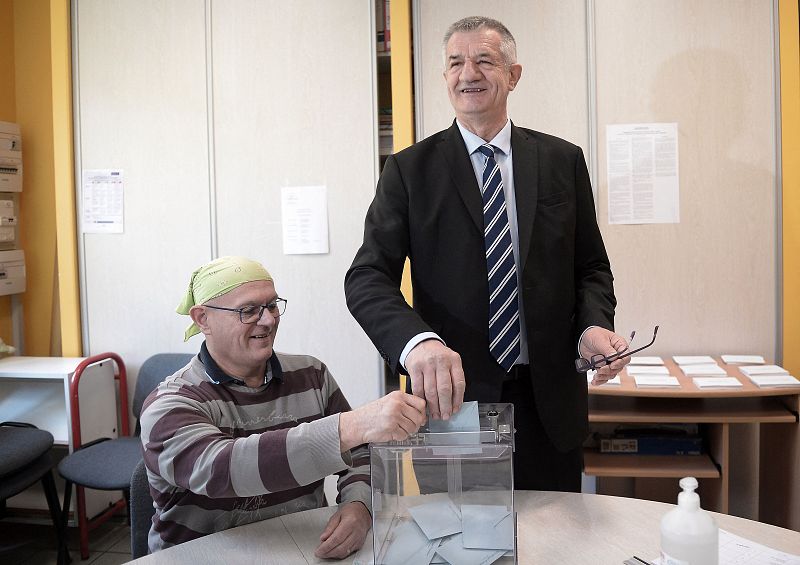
0,515,132,565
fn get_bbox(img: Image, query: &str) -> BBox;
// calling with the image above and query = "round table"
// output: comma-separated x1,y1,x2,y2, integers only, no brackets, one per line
130,491,800,564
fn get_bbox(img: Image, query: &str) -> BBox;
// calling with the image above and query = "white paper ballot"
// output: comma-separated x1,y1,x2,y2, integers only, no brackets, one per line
634,375,681,388
739,365,789,376
680,364,728,376
407,499,462,540
629,356,664,365
627,365,671,376
606,123,680,225
461,505,514,551
435,533,507,565
673,355,717,365
693,377,743,389
746,375,800,388
81,169,124,234
377,518,439,565
427,401,479,433
281,185,329,254
721,354,765,365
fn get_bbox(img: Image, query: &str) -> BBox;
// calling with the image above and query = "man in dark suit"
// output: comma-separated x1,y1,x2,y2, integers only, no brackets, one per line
345,16,629,491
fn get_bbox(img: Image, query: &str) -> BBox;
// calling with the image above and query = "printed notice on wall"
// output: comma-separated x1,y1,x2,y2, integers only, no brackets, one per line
81,169,124,233
281,185,329,255
606,123,680,225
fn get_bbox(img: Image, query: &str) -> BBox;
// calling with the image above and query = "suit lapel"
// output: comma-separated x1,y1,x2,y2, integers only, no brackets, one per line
511,123,539,269
438,122,483,232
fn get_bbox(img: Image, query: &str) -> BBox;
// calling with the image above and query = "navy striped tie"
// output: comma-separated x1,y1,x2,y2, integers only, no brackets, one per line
477,144,521,372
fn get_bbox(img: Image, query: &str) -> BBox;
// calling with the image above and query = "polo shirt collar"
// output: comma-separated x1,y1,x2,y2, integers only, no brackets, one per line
199,340,283,386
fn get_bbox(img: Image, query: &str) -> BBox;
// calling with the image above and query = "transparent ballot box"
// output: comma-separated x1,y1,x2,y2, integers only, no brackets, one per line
370,402,516,565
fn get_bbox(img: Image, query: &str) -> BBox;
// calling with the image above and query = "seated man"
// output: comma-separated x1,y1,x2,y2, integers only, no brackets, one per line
140,256,426,558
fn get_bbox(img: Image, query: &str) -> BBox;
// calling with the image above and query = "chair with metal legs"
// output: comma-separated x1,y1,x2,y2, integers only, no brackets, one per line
57,352,192,560
0,422,68,563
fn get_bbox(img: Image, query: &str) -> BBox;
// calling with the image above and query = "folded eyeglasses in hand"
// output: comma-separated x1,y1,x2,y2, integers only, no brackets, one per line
575,326,659,373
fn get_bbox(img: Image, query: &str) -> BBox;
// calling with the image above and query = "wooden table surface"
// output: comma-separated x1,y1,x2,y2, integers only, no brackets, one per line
129,490,800,564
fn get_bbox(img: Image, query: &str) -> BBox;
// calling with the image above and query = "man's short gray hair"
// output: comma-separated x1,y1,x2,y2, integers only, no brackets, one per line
442,16,518,67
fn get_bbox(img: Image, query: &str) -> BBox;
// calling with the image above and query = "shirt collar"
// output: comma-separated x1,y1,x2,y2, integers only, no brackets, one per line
199,340,283,386
456,118,512,156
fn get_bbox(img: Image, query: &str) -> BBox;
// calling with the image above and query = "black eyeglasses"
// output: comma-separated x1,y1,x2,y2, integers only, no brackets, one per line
575,326,659,372
204,298,287,324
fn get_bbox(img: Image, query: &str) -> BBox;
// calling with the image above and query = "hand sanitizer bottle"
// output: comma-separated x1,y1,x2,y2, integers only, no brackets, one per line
660,477,718,564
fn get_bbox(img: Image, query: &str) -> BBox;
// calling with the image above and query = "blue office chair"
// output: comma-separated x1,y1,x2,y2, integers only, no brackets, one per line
57,353,193,561
0,422,67,563
129,458,154,559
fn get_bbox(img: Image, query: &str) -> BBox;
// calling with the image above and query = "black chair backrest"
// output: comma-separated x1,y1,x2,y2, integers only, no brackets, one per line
130,458,154,559
132,353,194,421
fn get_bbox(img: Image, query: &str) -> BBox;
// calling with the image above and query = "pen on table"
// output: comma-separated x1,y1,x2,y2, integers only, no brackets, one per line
623,557,654,565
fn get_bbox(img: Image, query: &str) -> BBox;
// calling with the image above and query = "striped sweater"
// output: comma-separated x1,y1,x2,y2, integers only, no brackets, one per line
139,346,371,552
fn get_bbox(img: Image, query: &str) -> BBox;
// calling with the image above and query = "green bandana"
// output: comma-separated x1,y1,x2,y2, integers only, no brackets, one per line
177,256,273,341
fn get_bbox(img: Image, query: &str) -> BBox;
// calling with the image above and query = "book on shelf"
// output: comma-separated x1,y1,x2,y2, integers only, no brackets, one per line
739,364,789,376
595,425,702,455
384,0,390,51
375,0,387,52
375,0,390,52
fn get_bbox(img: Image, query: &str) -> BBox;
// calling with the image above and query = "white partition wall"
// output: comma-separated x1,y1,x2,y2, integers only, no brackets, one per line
74,0,382,408
209,0,382,407
74,0,212,361
594,0,777,359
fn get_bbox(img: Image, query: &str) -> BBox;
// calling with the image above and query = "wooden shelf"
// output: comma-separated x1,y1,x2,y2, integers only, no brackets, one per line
584,450,720,479
589,395,798,424
585,356,800,522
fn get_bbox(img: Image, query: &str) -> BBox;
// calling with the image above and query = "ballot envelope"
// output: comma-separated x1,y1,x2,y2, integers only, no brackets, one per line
369,402,516,565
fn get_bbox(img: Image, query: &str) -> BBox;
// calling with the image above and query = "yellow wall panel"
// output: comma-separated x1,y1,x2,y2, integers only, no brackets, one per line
14,0,58,356
0,0,15,121
0,0,15,347
780,0,799,376
49,0,80,356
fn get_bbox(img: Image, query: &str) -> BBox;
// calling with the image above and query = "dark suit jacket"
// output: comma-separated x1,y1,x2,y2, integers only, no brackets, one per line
345,121,616,452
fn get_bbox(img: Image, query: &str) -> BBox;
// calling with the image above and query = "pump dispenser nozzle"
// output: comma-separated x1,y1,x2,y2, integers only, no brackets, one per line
660,476,718,564
677,477,701,510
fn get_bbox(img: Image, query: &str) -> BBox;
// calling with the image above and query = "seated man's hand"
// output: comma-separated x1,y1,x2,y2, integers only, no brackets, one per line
405,339,466,420
339,390,426,451
580,327,631,385
314,501,371,560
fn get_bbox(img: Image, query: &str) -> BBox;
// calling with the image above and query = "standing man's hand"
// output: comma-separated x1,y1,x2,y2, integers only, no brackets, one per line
405,339,466,420
580,327,631,385
314,501,371,559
